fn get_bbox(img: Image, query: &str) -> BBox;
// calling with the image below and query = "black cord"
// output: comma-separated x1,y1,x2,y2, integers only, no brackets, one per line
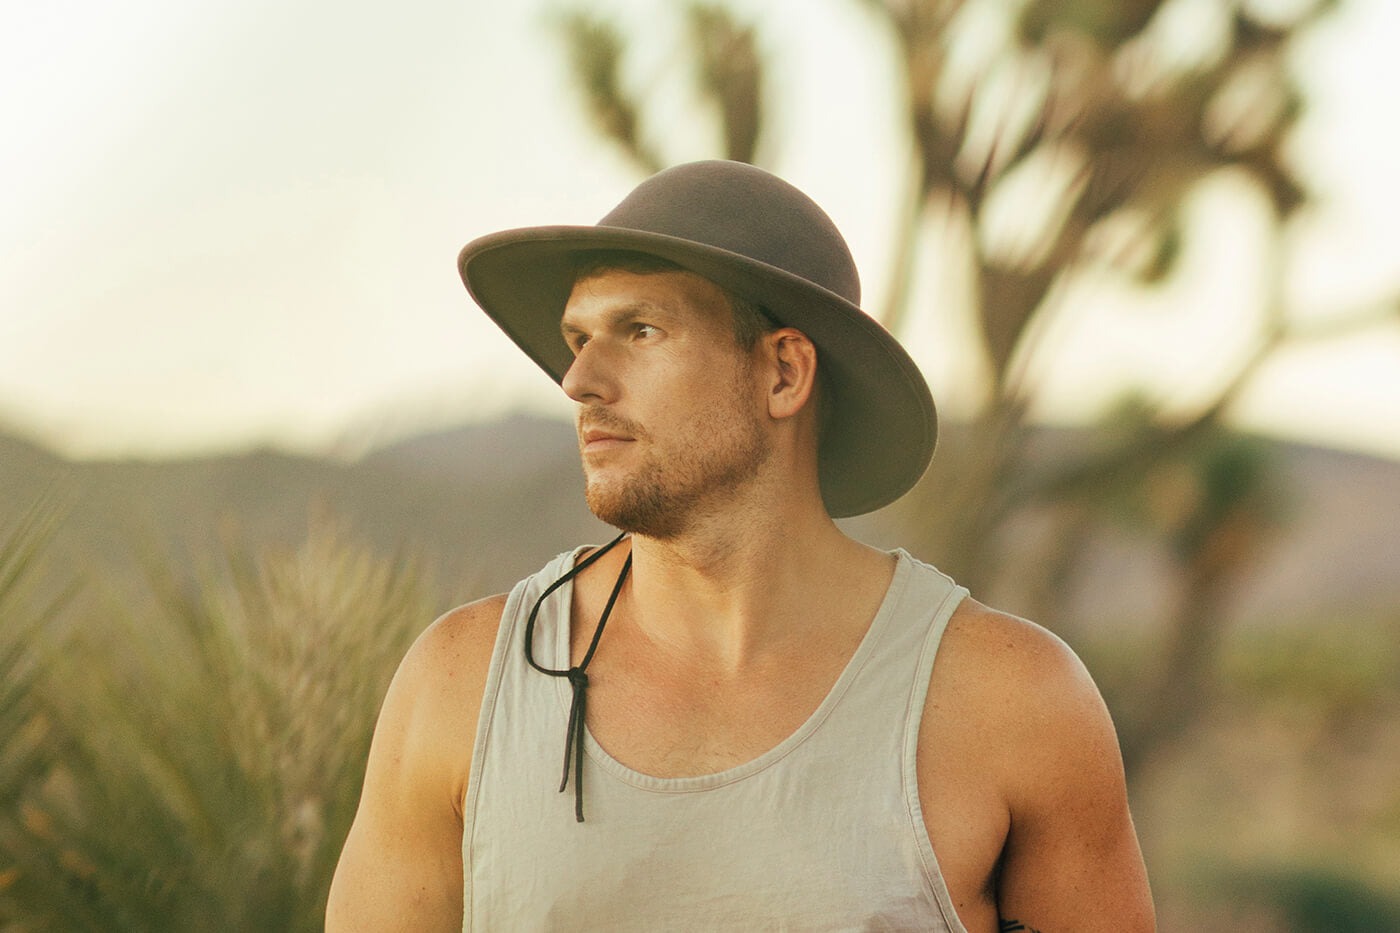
522,533,632,822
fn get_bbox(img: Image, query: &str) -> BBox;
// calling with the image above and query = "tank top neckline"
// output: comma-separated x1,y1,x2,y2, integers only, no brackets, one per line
548,546,917,794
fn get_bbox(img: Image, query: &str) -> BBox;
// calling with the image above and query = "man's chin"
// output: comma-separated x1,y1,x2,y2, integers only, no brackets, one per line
584,479,683,540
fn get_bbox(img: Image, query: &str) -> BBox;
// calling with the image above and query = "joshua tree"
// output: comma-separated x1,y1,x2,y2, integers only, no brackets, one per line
552,0,1398,777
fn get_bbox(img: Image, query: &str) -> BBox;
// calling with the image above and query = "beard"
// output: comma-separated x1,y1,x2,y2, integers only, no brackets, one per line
579,401,769,540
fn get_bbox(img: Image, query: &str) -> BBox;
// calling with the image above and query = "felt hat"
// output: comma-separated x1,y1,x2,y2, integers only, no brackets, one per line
458,160,936,517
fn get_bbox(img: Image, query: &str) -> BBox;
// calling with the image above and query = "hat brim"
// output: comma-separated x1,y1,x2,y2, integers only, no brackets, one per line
459,224,937,518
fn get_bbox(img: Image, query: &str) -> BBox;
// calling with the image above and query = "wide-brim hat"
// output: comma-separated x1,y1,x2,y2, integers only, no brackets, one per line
458,160,936,518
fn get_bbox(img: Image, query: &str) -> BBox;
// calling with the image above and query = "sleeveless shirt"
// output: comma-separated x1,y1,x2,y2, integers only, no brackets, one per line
462,546,971,933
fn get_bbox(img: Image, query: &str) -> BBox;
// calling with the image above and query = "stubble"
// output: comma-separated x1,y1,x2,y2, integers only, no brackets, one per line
579,392,769,540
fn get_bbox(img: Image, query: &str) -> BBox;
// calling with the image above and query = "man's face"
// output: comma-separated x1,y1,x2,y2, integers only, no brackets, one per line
560,268,770,538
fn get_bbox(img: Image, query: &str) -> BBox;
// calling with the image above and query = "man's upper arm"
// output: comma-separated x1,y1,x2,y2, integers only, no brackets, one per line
988,615,1155,931
326,595,506,933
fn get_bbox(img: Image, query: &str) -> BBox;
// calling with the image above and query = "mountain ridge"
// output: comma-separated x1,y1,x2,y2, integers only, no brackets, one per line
2,416,1395,628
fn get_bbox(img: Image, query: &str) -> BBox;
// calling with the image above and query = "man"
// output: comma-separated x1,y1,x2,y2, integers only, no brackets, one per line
327,161,1154,931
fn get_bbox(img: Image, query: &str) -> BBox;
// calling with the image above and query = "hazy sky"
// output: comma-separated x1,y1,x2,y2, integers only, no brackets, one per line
2,0,1398,461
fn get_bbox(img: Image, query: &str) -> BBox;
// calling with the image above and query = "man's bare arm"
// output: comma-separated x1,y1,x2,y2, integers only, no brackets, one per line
987,614,1155,931
921,602,1154,932
326,595,505,933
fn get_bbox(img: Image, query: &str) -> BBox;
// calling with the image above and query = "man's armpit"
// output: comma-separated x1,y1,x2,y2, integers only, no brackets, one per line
999,920,1044,933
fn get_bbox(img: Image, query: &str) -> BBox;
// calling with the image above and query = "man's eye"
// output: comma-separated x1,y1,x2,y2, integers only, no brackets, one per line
634,323,658,339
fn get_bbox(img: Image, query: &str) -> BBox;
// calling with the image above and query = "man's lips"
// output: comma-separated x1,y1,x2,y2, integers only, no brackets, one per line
578,407,643,453
580,427,635,450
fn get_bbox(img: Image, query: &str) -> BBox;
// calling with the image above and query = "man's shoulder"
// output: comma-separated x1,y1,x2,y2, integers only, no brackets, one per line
411,542,594,674
929,597,1123,800
366,594,512,801
384,593,511,725
938,598,1094,702
432,592,512,640
408,593,511,680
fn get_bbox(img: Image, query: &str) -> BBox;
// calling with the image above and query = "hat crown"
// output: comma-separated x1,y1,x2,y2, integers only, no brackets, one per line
597,161,861,306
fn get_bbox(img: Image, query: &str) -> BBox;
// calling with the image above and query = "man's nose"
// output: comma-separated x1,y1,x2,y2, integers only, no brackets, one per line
561,341,618,404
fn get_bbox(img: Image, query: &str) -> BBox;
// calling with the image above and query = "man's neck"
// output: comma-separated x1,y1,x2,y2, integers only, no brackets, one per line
620,503,895,673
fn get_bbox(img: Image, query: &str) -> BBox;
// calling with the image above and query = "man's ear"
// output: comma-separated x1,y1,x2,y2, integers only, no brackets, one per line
764,328,818,422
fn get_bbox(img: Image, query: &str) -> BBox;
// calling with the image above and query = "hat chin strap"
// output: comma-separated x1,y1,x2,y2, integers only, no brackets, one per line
521,532,631,822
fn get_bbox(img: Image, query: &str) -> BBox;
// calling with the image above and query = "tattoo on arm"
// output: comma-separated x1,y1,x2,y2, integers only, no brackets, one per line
999,921,1044,933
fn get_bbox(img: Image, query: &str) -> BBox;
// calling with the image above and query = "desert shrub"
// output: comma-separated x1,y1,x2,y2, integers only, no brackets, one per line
0,497,78,931
0,499,71,806
1,519,452,931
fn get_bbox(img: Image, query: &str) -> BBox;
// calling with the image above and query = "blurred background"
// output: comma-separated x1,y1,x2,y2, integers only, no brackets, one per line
2,0,1398,929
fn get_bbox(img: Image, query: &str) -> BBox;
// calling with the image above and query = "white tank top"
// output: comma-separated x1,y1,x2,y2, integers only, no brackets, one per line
462,546,971,932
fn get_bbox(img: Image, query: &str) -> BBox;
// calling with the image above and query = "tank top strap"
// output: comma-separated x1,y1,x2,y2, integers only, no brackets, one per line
462,546,584,848
888,550,970,903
